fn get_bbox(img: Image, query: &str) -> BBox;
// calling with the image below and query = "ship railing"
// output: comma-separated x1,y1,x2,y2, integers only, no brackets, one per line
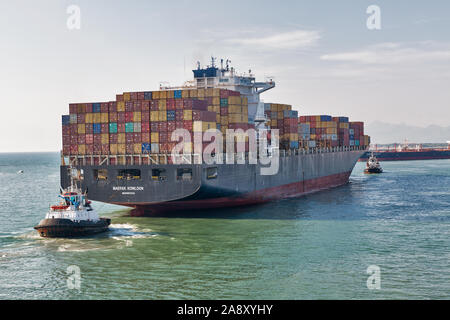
62,146,367,166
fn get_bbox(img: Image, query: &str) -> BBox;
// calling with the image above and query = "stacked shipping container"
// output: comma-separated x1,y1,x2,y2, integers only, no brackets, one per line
62,89,369,160
62,88,250,158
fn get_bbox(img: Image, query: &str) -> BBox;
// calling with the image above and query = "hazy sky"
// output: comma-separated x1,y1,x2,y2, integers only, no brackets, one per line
1,0,449,151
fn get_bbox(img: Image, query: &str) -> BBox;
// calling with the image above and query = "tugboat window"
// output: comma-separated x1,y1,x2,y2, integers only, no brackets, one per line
177,168,193,181
151,169,167,181
93,169,108,180
117,169,141,180
206,167,218,179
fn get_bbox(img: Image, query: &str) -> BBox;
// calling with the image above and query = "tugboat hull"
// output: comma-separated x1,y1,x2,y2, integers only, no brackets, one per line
34,218,111,238
364,168,383,174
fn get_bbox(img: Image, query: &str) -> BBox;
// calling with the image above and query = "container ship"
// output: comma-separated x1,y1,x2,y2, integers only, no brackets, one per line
359,142,450,161
61,58,369,215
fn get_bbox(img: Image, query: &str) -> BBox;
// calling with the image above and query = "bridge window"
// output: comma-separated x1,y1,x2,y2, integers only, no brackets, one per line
151,169,166,181
177,168,192,181
93,169,107,180
206,167,218,179
117,169,141,180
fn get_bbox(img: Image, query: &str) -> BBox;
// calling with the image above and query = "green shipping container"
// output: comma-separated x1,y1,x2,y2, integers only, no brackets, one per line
125,122,134,133
220,98,228,107
109,122,118,133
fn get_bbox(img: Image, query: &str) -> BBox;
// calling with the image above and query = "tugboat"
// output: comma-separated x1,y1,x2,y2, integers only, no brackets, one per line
364,153,383,174
34,168,111,238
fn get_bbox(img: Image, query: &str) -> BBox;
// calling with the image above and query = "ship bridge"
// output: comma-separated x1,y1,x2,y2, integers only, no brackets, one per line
163,57,275,127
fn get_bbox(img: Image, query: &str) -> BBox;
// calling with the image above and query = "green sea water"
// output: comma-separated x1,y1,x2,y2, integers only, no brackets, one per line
0,153,448,299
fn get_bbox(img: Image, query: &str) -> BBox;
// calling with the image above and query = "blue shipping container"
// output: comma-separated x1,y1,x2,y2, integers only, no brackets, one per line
93,103,101,113
167,110,176,121
62,115,70,125
290,141,299,149
142,143,151,154
144,91,152,100
93,123,101,134
174,90,182,99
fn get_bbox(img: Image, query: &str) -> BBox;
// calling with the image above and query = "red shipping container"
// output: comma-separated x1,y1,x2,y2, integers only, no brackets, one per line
125,101,133,112
133,133,141,143
150,122,159,132
70,145,78,154
85,134,94,144
116,94,123,102
126,133,134,144
175,100,183,110
118,123,125,133
141,122,150,133
93,134,102,145
70,135,78,145
77,114,86,123
117,112,126,123
93,144,102,155
125,112,133,122
137,92,145,100
142,111,150,122
78,135,85,145
159,143,168,153
70,124,78,134
126,144,134,154
133,101,141,112
62,125,71,135
175,110,183,121
101,102,109,112
86,103,93,113
150,100,158,111
109,101,117,113
109,133,118,144
167,143,176,153
167,99,175,110
167,121,176,132
183,99,193,109
63,145,70,155
62,135,70,146
141,101,150,112
160,132,168,143
69,104,77,114
86,144,93,154
141,132,150,143
175,121,183,129
101,123,109,133
159,122,167,132
220,107,228,116
220,89,230,98
102,145,109,154
130,92,138,100
183,120,193,131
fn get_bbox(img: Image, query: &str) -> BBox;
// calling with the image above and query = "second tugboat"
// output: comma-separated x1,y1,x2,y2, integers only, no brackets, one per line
364,153,383,174
34,168,111,238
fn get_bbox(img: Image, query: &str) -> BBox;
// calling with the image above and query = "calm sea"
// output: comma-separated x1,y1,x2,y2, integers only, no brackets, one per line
0,152,448,299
